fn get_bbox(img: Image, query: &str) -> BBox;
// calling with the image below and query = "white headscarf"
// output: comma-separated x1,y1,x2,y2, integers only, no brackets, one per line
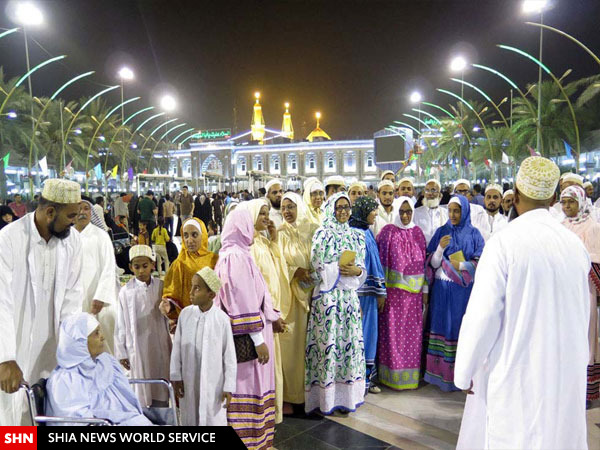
282,191,307,226
237,198,269,226
393,196,416,230
57,313,100,369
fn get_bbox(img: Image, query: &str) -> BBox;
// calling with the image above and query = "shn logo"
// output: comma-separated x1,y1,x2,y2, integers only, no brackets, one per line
4,433,34,444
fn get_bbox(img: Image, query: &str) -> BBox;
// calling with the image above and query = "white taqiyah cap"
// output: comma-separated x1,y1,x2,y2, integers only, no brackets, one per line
325,175,345,187
196,266,222,293
42,178,81,204
453,179,471,190
502,189,514,198
380,170,395,180
378,180,395,190
265,179,282,193
485,184,503,195
516,156,560,200
561,172,584,187
129,244,155,262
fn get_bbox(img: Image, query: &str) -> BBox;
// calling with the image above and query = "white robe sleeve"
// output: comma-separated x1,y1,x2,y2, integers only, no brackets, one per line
221,316,237,394
170,309,183,381
114,287,128,360
60,233,84,321
454,237,506,390
92,233,117,305
0,231,15,363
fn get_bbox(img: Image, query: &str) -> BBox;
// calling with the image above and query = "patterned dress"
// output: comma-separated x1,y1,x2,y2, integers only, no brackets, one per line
305,192,367,414
376,199,427,390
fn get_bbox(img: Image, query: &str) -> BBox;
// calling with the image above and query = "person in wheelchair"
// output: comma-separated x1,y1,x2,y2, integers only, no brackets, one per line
45,313,152,426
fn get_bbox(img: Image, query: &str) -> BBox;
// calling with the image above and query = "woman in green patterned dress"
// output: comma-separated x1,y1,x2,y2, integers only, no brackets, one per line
305,192,367,415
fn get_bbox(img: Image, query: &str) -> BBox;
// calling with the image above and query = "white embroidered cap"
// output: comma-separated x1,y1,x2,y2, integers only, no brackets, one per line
129,244,155,262
196,266,222,293
485,184,503,195
42,178,82,204
516,156,560,200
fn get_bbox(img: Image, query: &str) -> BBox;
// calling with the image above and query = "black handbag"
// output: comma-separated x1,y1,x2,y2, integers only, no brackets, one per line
234,334,258,363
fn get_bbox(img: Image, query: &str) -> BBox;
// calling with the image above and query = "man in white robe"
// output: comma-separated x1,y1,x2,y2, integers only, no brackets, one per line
0,179,83,425
414,178,448,244
372,180,396,237
265,179,284,228
454,157,590,449
75,198,118,354
470,184,508,242
170,267,236,426
453,178,485,216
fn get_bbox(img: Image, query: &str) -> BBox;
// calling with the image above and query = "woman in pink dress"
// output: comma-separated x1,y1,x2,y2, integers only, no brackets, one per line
560,185,600,404
214,209,280,449
376,197,427,390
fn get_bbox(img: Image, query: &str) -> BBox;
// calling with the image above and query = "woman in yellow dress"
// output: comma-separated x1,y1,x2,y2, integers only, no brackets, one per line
237,199,289,424
303,178,325,229
160,218,218,328
278,192,314,415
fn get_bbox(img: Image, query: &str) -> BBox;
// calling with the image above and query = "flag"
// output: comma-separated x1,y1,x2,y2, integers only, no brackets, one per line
142,169,148,175
409,154,418,161
111,165,118,179
65,159,73,172
1,153,9,169
127,167,134,181
563,140,573,159
425,167,430,177
502,152,510,164
484,159,491,168
94,163,103,180
39,156,48,176
463,157,469,167
527,145,539,157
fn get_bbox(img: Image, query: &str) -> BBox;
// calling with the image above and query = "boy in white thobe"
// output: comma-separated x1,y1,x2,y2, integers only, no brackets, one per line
170,267,237,426
115,245,172,407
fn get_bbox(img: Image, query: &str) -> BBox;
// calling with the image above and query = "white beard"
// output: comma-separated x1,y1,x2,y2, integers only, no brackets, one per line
424,197,441,208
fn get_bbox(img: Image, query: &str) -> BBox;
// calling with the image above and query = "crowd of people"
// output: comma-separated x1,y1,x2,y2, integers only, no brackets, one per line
0,156,598,449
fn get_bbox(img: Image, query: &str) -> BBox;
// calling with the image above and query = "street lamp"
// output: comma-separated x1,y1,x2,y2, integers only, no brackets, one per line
118,67,134,185
409,91,422,104
13,2,43,187
450,56,468,108
523,0,549,153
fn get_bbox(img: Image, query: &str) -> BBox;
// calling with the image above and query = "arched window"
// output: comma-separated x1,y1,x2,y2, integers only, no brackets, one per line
271,154,281,174
253,155,263,171
305,152,317,174
365,151,376,172
324,151,336,173
344,151,356,172
287,154,298,173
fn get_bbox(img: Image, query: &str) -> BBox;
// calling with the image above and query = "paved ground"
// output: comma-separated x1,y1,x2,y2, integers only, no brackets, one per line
275,384,600,449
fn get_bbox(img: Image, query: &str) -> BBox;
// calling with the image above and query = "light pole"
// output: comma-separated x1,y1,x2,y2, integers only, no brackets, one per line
13,2,43,190
409,91,422,179
160,95,177,178
450,56,468,178
118,67,134,187
523,0,548,153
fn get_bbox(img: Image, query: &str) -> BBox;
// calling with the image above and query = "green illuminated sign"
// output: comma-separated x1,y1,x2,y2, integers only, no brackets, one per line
199,128,232,140
424,118,438,126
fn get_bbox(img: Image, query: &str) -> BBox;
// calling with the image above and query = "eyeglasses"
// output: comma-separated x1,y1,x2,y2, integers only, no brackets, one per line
455,189,470,195
335,205,351,212
281,204,297,212
424,189,439,194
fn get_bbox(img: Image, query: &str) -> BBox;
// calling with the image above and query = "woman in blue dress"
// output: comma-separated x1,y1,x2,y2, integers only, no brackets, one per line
349,196,387,394
423,195,485,391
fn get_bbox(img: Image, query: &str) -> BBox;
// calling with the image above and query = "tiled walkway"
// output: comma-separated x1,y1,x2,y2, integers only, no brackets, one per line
275,384,600,449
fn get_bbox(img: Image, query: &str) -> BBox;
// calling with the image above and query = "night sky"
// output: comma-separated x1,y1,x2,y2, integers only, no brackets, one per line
1,0,599,140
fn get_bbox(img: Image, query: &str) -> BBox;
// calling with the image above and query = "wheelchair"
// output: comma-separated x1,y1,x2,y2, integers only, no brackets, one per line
20,378,180,426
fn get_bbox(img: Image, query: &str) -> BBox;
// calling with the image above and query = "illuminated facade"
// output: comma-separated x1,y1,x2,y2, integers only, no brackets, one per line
169,139,379,191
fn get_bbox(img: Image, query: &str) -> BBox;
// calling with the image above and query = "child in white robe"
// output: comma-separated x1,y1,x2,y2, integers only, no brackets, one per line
170,267,237,426
114,245,172,407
